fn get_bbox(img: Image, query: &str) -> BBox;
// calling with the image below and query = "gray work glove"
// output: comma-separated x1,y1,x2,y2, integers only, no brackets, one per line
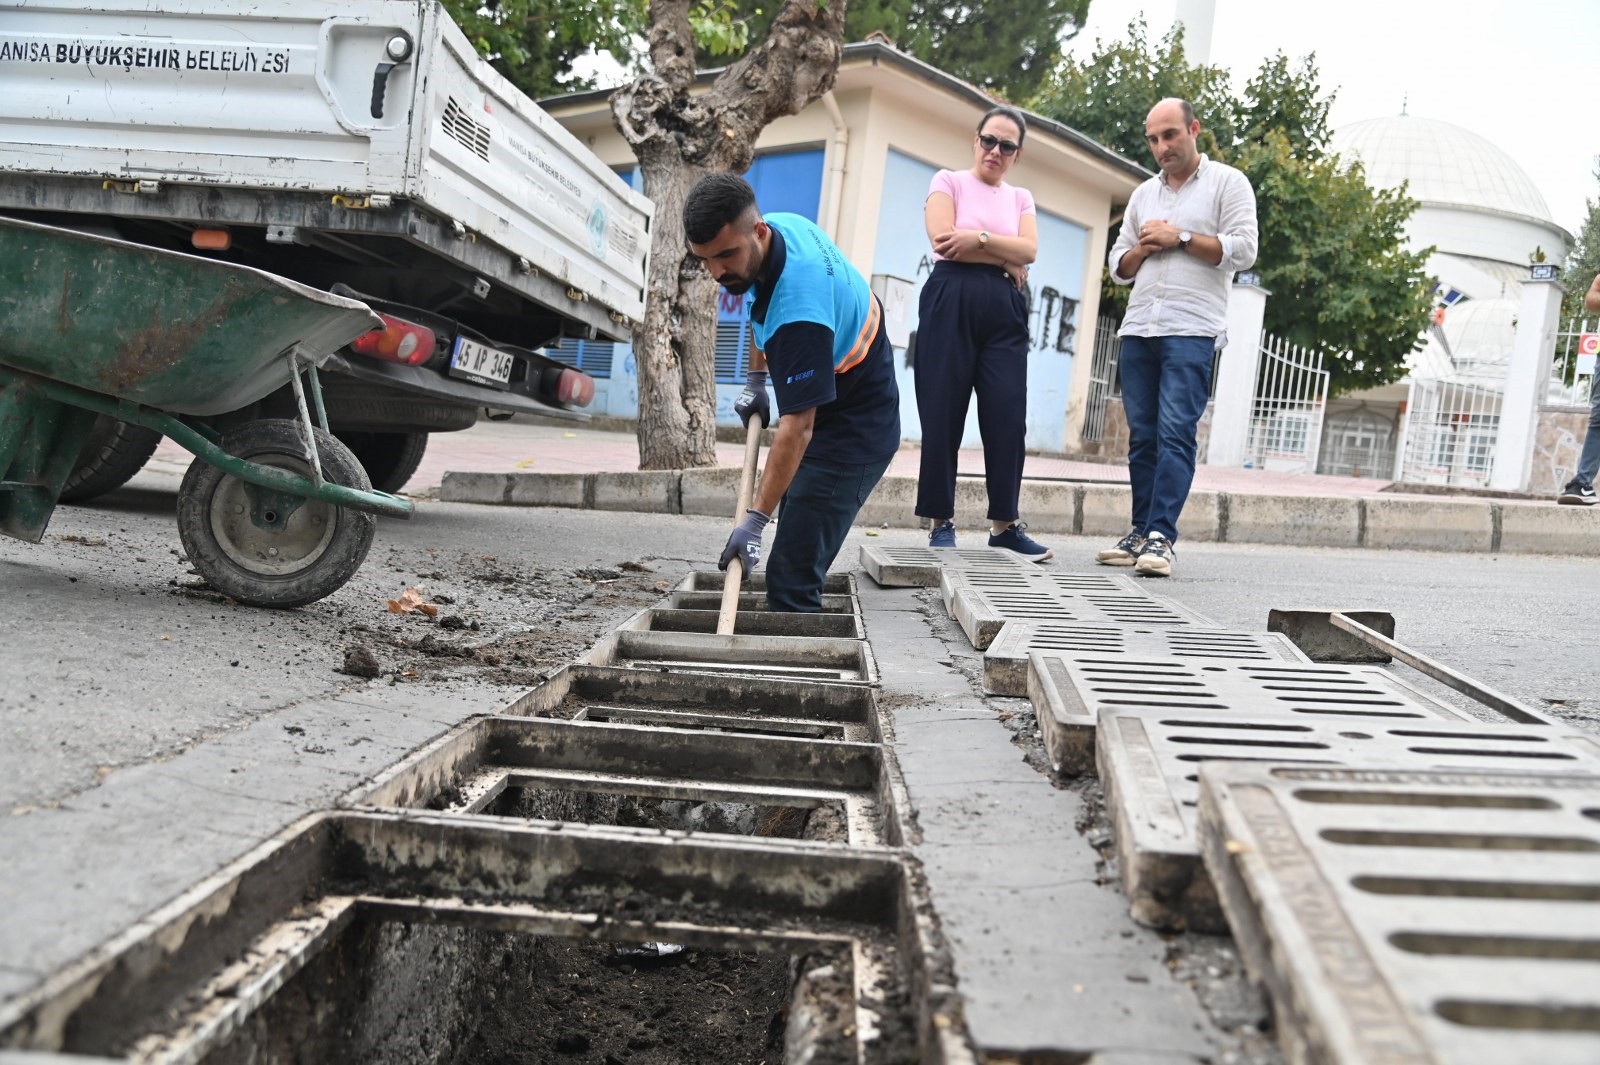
734,370,771,428
718,508,770,575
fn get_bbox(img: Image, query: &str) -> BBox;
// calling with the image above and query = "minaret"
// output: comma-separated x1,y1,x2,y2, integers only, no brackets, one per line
1173,0,1217,64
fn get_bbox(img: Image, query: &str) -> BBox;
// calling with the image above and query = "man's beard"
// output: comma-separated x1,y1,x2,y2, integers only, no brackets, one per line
720,276,753,295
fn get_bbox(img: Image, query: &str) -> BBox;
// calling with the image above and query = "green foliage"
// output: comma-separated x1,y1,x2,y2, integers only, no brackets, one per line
439,0,645,99
1028,20,1434,396
700,0,1089,99
1560,161,1600,321
1028,19,1235,161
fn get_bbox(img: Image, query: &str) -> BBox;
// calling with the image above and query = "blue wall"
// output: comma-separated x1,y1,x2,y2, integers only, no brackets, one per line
871,149,1089,452
546,150,826,419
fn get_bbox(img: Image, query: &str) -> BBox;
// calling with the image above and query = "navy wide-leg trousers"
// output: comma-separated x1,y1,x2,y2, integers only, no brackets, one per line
913,260,1030,523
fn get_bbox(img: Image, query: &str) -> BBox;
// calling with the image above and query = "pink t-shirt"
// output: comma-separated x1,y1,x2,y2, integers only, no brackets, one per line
926,168,1035,261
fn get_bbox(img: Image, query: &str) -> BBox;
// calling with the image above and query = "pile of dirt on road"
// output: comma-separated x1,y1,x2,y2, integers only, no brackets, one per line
330,549,677,688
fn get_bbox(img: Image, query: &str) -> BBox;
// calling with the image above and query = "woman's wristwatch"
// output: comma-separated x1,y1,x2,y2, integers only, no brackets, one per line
978,231,990,248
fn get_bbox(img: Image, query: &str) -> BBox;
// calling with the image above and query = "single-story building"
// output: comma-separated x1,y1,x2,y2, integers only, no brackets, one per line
541,38,1148,453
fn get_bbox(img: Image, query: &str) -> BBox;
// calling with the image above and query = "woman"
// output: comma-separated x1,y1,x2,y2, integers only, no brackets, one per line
914,105,1050,560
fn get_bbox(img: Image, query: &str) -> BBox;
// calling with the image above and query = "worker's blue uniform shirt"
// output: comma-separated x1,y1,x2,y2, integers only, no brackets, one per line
748,214,899,465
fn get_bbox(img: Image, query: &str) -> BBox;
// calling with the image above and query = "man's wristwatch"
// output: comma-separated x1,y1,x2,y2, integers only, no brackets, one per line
978,231,990,248
1178,230,1193,252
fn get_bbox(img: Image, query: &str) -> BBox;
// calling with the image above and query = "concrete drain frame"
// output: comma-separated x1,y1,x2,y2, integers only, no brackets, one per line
622,604,866,640
585,629,879,684
1198,764,1600,1065
0,811,964,1065
347,714,898,849
1097,706,1600,932
502,663,882,743
856,545,1040,588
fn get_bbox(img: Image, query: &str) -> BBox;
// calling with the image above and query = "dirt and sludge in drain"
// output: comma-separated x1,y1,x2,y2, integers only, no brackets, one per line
479,786,850,843
199,916,861,1065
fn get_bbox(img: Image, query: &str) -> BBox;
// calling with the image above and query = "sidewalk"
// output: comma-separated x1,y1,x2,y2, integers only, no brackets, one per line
401,416,1408,500
149,416,1599,555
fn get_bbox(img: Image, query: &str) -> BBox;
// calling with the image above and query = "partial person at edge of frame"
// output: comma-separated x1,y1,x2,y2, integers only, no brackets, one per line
913,104,1052,562
1556,272,1600,506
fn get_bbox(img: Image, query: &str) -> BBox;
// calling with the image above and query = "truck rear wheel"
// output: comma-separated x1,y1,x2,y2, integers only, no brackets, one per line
333,430,429,494
58,415,162,503
176,420,376,609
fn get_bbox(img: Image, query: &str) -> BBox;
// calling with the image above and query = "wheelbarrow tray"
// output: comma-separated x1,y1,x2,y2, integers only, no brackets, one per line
0,215,379,416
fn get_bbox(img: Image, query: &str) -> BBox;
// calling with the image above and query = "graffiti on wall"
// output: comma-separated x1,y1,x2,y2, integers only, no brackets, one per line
911,254,1079,355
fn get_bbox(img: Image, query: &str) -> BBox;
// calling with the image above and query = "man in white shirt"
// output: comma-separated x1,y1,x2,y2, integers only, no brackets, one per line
1096,97,1258,577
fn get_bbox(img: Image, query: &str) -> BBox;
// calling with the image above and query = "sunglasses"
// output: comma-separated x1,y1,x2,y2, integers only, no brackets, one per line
977,133,1020,156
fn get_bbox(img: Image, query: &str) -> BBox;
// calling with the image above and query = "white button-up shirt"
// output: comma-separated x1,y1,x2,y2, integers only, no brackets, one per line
1109,154,1258,348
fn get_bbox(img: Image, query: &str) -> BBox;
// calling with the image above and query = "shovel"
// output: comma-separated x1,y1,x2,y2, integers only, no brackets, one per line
717,419,764,635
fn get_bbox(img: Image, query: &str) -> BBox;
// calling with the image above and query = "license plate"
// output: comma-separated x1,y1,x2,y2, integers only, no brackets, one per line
448,336,516,387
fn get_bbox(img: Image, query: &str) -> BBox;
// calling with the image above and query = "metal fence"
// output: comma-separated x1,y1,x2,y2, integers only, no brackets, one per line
1080,315,1121,442
1395,375,1502,487
1243,333,1328,473
1550,315,1597,408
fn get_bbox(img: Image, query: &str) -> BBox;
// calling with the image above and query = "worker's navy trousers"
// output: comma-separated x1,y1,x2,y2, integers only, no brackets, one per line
913,260,1030,523
766,453,894,613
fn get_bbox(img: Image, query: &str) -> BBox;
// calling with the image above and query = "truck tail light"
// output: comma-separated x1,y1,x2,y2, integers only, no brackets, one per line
349,312,437,366
544,366,595,407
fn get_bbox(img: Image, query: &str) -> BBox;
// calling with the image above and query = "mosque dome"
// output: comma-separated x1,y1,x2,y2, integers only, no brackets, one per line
1330,114,1553,223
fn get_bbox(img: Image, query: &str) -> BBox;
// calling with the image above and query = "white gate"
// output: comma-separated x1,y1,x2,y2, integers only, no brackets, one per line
1395,375,1502,486
1243,333,1328,473
1080,315,1121,443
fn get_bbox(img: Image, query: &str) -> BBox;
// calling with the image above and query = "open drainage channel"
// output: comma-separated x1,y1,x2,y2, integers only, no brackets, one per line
0,812,941,1065
0,570,968,1065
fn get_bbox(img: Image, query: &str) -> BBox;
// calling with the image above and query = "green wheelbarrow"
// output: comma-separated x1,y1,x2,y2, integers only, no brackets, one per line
0,215,414,609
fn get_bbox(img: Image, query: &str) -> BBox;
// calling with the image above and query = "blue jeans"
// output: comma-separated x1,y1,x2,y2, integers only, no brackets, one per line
765,453,894,612
1573,381,1600,488
1119,335,1215,542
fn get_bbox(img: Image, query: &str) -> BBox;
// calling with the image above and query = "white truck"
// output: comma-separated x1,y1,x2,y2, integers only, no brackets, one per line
0,0,651,493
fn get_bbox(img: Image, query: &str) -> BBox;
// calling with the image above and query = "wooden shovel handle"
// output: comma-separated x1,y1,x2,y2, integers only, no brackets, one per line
716,419,764,635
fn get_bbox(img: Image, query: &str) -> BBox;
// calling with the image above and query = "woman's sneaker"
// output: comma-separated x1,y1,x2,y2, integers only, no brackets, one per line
929,521,957,548
1134,533,1174,577
1095,529,1145,566
1558,481,1597,505
988,522,1053,561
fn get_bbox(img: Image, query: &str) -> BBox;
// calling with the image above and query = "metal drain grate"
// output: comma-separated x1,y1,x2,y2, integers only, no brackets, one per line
1198,764,1600,1065
857,544,1040,587
1100,707,1600,932
352,715,893,847
982,623,1309,695
585,629,878,684
1027,653,1473,775
943,576,1213,649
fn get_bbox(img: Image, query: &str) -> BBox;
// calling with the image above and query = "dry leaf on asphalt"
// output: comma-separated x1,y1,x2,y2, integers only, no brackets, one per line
387,587,439,618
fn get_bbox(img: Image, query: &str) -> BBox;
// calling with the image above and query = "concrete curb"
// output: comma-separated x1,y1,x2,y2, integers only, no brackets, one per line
439,470,1600,555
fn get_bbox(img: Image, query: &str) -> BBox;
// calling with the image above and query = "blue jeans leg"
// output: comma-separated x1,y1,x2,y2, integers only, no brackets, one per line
1574,382,1600,487
765,454,893,613
1118,335,1214,542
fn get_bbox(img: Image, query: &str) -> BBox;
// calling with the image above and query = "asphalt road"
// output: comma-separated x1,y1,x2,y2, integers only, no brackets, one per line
3,452,1596,813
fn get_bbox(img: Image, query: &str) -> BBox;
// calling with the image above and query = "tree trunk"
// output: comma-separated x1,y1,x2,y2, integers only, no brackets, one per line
611,0,847,470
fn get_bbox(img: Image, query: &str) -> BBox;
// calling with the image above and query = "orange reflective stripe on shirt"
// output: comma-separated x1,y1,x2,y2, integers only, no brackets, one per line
835,295,881,374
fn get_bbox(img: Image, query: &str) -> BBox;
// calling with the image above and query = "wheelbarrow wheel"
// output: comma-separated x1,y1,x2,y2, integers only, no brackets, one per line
58,415,162,503
176,420,376,609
